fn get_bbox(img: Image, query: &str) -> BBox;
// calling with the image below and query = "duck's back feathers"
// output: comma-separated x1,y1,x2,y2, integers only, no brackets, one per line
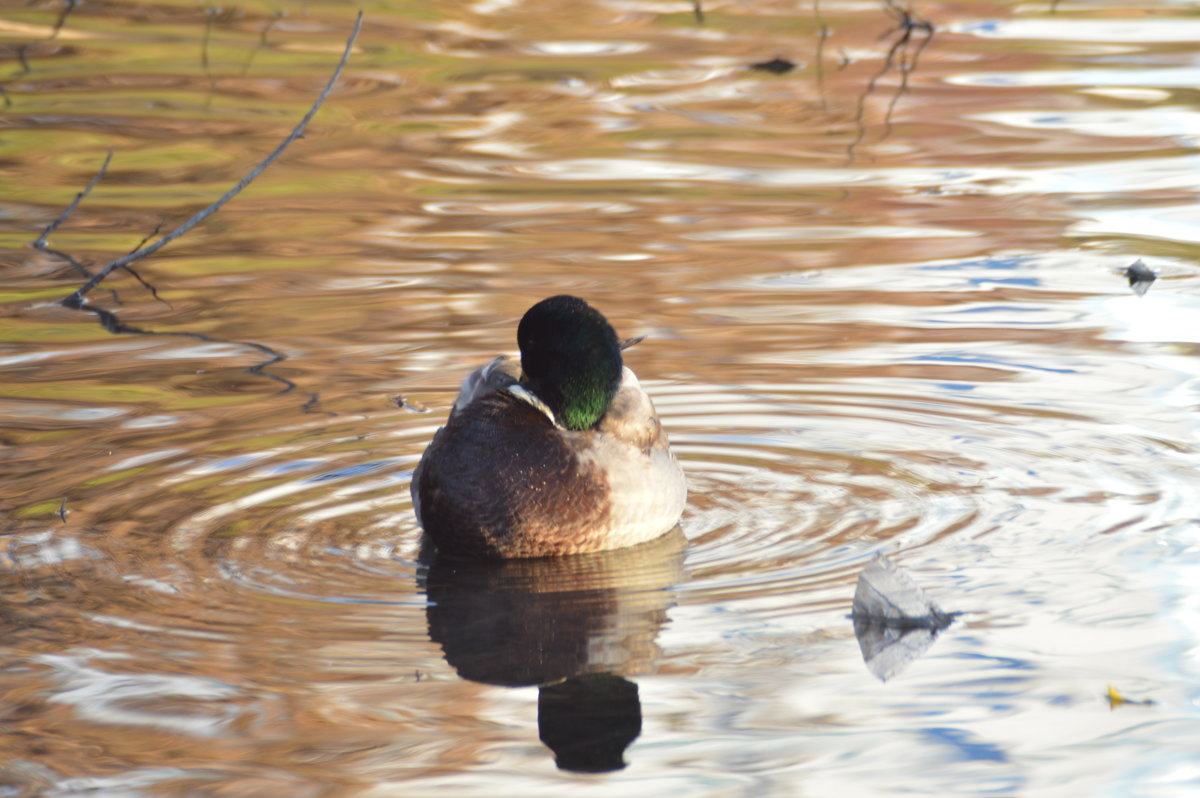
414,387,611,558
452,355,519,414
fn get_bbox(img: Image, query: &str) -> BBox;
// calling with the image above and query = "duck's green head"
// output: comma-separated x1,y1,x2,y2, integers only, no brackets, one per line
517,295,622,431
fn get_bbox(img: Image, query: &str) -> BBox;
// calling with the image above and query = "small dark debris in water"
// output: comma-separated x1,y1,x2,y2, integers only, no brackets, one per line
1107,684,1155,709
301,392,337,417
851,554,960,681
58,497,68,524
1125,259,1156,297
750,57,796,75
393,395,429,413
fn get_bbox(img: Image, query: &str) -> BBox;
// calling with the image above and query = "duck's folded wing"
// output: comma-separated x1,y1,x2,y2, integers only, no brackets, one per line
452,355,521,414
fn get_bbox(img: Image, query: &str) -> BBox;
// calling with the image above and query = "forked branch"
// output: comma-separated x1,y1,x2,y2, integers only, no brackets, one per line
60,10,364,309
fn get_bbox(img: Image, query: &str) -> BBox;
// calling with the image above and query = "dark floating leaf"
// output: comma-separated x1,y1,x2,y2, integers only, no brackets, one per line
851,554,959,681
750,57,797,75
1125,259,1156,297
392,395,428,413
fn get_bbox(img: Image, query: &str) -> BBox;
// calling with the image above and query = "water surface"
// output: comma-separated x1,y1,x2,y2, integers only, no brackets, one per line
2,0,1200,795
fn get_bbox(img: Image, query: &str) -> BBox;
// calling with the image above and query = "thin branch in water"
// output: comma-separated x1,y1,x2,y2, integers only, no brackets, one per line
61,10,364,308
241,11,283,76
120,264,168,306
79,301,301,395
37,244,92,278
16,43,32,75
692,0,704,24
882,0,935,48
125,220,166,257
846,0,933,162
48,12,362,403
34,150,113,250
58,497,68,523
51,0,80,39
31,151,112,280
878,10,933,144
120,221,173,307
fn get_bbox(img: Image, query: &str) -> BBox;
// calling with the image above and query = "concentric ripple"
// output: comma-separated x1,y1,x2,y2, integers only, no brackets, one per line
5,348,1189,651
657,374,1183,610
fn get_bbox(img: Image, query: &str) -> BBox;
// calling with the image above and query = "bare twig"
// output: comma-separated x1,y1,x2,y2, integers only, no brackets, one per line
201,6,218,99
34,150,113,250
82,302,303,396
32,151,112,278
61,10,364,308
33,159,172,303
43,12,362,404
36,245,92,278
51,0,80,39
241,11,283,76
878,16,933,142
847,0,933,162
120,221,173,307
127,220,165,255
121,263,169,306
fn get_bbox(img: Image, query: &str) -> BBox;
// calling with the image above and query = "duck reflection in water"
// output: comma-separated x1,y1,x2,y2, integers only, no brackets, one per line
419,529,686,772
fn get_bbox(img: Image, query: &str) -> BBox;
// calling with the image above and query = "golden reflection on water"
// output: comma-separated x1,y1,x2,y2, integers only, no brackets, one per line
3,0,1200,794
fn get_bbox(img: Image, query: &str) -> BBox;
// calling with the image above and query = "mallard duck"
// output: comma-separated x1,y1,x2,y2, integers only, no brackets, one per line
412,295,686,559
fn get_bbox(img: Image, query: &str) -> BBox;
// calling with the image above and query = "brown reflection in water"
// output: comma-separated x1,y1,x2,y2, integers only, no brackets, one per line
422,528,685,770
539,673,642,772
423,527,685,685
